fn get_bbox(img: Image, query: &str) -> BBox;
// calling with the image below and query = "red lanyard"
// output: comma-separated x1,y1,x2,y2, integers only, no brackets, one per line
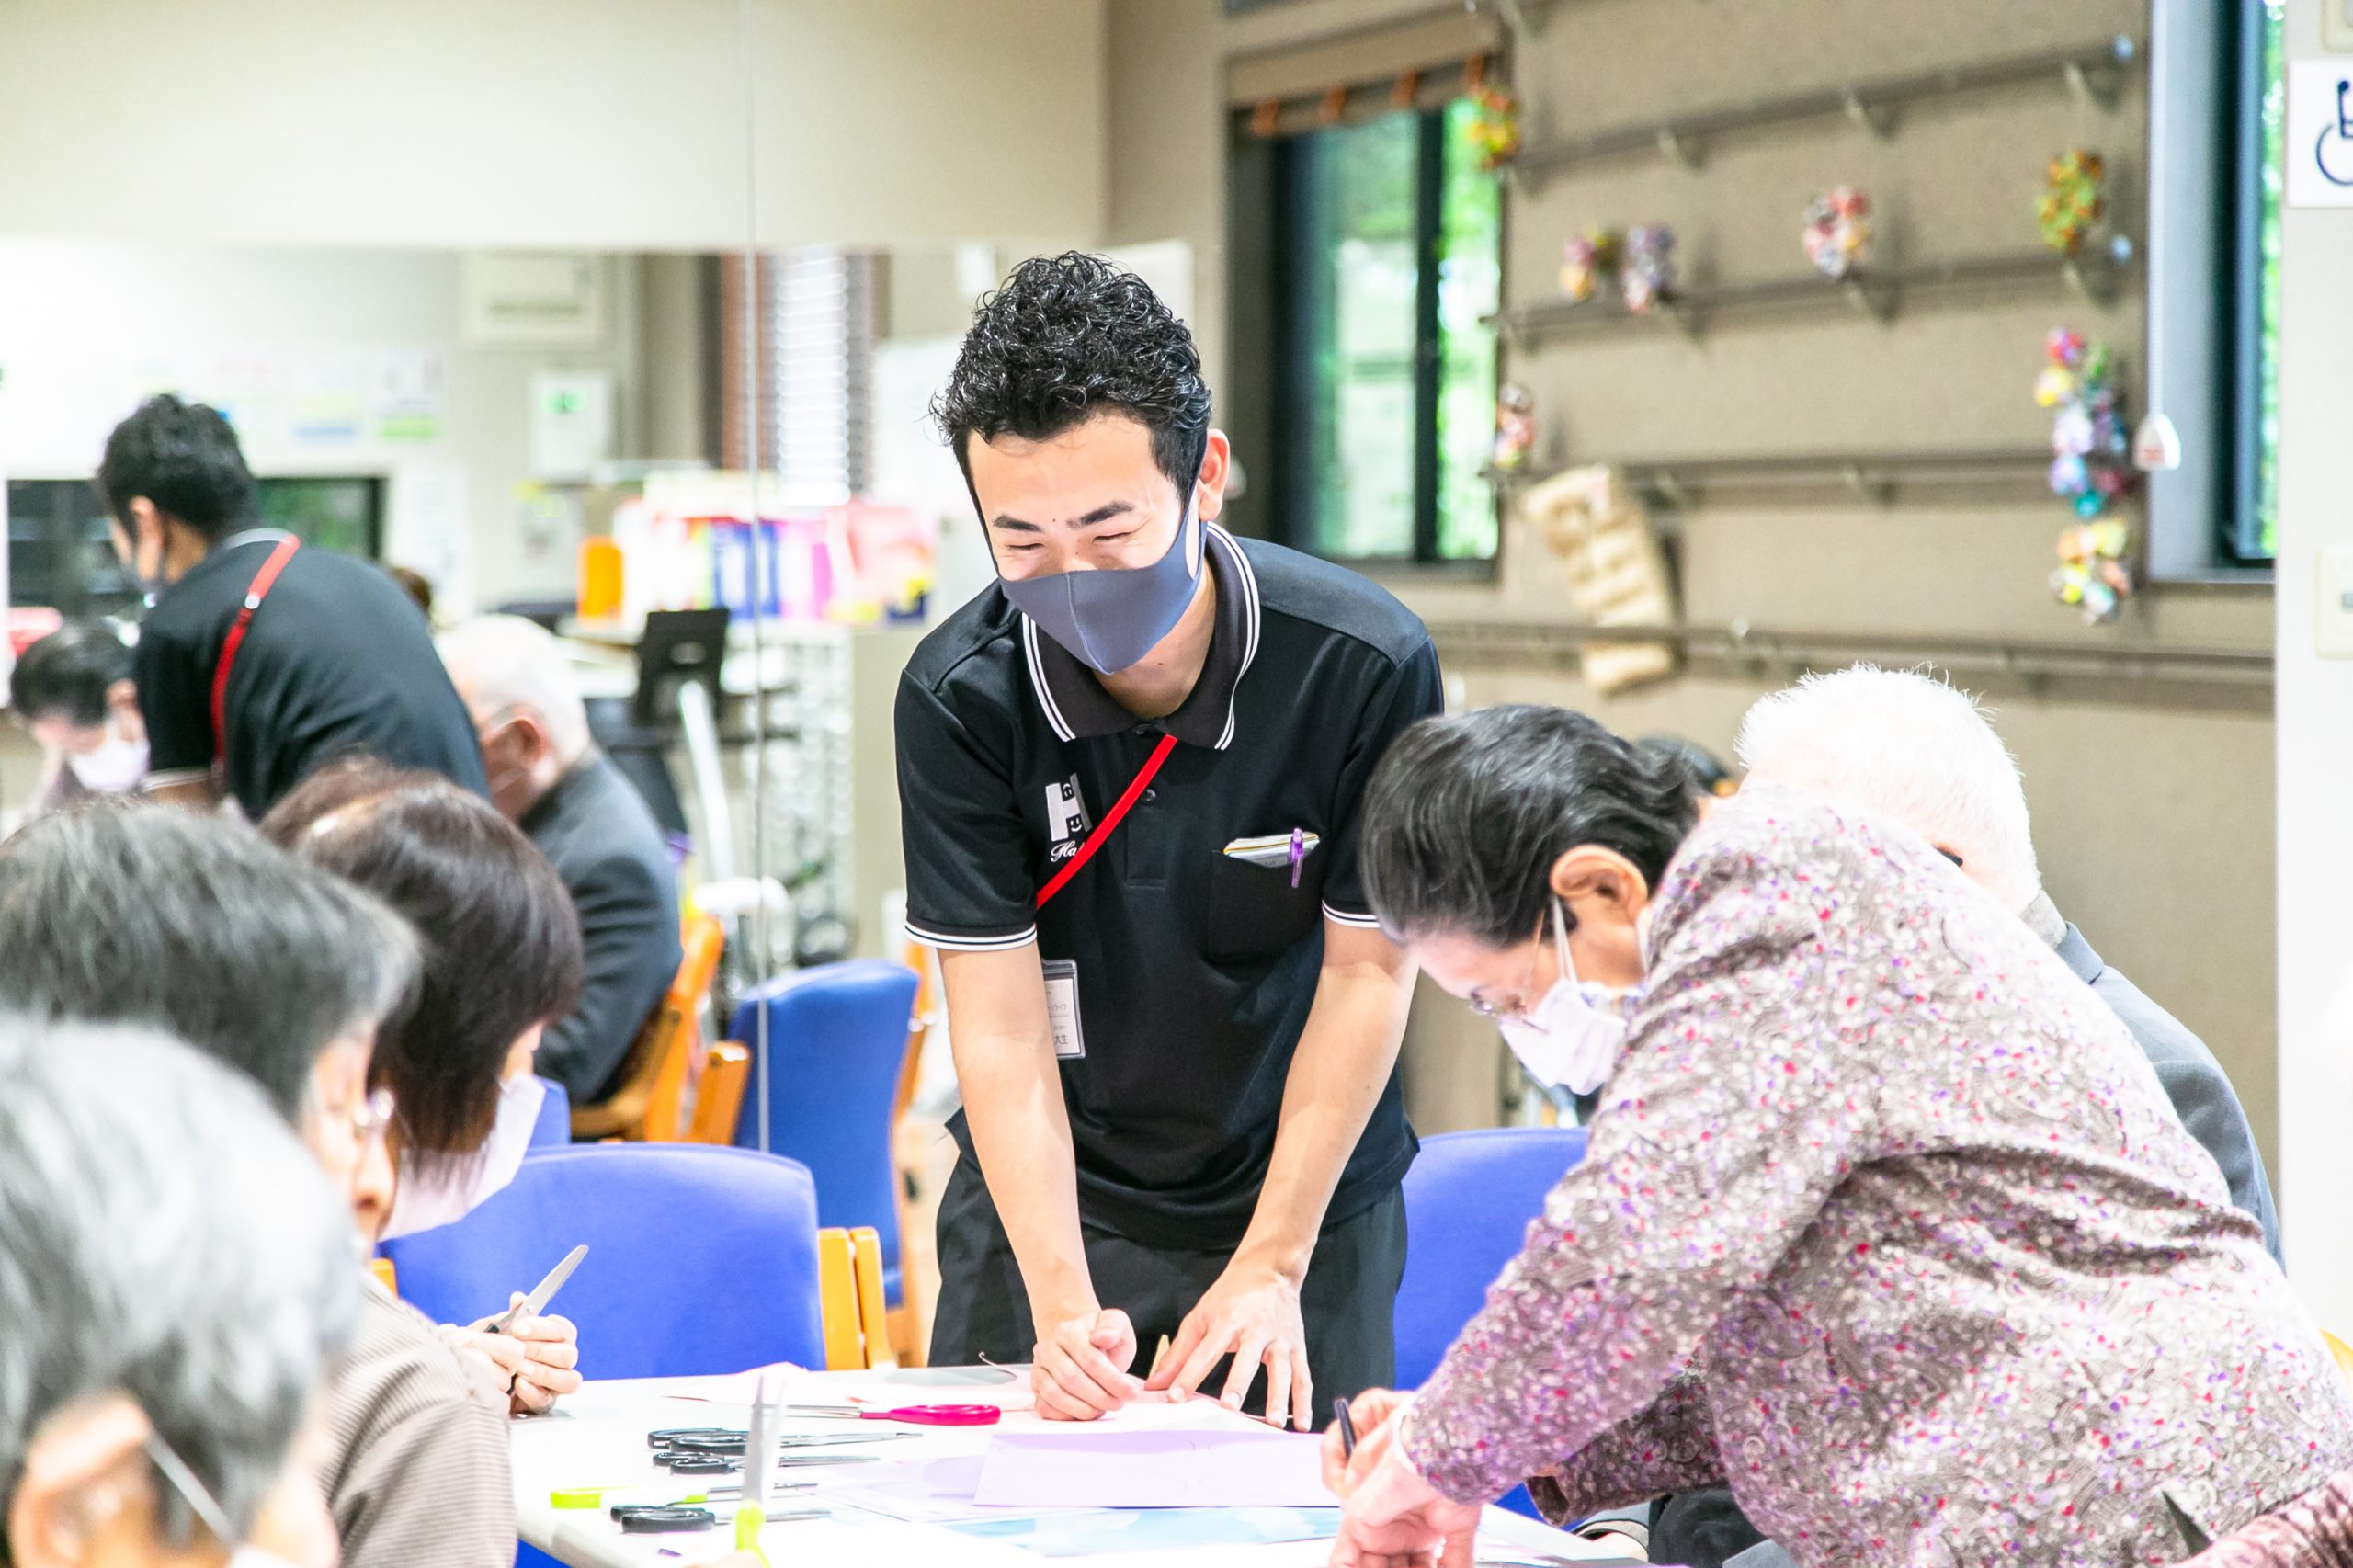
210,535,301,767
1034,733,1178,910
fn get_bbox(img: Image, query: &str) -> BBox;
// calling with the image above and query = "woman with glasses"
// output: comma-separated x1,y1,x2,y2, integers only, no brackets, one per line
0,801,518,1568
1318,706,2353,1568
0,1018,358,1568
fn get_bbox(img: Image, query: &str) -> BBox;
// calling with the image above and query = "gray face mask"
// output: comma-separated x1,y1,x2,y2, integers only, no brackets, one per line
997,498,1203,675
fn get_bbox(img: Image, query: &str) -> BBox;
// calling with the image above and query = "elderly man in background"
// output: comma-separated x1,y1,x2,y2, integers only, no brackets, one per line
1,1017,357,1568
438,614,682,1107
1635,663,2287,1568
1735,664,2278,1251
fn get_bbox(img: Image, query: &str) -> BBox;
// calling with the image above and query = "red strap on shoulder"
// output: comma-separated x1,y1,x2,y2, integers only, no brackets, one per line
1034,733,1179,910
210,535,301,767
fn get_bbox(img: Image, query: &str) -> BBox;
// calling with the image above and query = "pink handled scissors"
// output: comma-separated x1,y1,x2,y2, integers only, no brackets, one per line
785,1403,1001,1426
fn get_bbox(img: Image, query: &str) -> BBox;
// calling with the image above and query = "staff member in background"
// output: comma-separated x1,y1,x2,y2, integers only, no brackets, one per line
901,253,1442,1431
438,614,683,1108
7,619,147,816
98,393,488,817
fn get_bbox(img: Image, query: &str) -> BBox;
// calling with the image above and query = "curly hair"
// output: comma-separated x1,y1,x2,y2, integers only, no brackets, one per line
96,392,257,540
932,252,1212,494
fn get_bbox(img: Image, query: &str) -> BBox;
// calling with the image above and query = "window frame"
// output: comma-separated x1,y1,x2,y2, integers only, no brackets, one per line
2143,0,2279,580
1255,100,1504,573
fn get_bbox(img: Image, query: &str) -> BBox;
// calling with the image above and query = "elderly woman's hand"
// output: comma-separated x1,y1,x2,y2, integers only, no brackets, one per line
1323,1390,1483,1567
459,1293,584,1415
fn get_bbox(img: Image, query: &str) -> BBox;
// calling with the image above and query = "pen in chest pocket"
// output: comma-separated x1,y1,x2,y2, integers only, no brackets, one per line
1222,830,1321,888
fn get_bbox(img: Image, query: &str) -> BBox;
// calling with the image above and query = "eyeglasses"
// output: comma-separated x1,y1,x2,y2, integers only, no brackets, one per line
310,1085,396,1146
350,1087,397,1144
1468,908,1552,1022
143,1429,238,1548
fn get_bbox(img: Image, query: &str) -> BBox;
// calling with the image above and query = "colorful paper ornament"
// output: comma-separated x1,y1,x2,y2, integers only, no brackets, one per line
2037,330,2135,623
2038,150,2106,256
1560,229,1621,302
1622,225,1677,315
1467,86,1521,172
1492,383,1538,472
2052,521,2133,624
1802,186,1872,279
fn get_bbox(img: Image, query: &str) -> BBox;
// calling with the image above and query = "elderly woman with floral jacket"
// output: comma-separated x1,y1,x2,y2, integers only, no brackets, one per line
1324,706,2352,1568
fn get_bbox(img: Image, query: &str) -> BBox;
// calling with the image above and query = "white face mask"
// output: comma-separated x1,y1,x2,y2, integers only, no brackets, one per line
64,722,148,793
379,1072,545,1240
1495,897,1645,1096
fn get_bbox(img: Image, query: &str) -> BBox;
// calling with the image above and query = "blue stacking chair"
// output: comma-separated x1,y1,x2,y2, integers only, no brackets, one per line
380,1143,824,1380
1397,1126,1590,1519
730,960,920,1307
527,1075,571,1148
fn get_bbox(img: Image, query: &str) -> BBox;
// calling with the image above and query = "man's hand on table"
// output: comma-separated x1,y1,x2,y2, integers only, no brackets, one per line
1145,1255,1314,1431
459,1293,584,1415
1031,1304,1143,1420
1322,1390,1482,1567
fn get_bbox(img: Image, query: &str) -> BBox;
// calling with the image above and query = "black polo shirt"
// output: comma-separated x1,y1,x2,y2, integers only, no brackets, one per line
135,530,489,818
896,523,1442,1250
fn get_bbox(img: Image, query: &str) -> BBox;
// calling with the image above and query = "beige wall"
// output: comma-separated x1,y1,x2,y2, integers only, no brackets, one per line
2274,0,2353,1327
1108,0,2285,1178
0,0,1105,253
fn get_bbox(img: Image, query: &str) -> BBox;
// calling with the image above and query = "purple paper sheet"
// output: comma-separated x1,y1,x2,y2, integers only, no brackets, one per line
972,1429,1338,1509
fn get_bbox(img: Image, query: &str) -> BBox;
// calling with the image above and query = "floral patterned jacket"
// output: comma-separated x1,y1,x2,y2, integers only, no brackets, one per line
1403,787,2353,1566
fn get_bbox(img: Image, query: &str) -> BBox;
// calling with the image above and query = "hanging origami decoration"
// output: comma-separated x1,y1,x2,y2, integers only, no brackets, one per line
1492,382,1538,472
1802,186,1872,279
2038,328,2136,622
1560,229,1621,303
1621,225,1677,315
2037,149,2106,256
1467,86,1521,172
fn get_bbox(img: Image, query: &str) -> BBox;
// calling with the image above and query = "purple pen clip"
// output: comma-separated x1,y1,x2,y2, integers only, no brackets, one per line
1288,827,1304,890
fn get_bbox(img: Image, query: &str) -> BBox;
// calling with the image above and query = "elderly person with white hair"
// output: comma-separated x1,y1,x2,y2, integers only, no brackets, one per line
1,1017,358,1568
438,614,682,1105
1734,665,2278,1255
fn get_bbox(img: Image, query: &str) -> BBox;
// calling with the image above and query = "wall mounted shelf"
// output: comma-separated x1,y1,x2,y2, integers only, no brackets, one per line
1464,0,1560,36
1426,619,2272,691
1483,447,2058,507
1507,34,2141,188
1489,239,2136,345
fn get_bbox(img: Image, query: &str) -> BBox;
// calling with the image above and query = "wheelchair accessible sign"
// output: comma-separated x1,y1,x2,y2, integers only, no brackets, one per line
2290,62,2353,206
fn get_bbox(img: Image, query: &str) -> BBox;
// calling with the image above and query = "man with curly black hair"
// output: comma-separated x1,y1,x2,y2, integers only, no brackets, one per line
899,253,1443,1433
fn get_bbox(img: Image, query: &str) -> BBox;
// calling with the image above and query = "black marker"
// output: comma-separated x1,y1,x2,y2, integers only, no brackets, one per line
1333,1397,1358,1458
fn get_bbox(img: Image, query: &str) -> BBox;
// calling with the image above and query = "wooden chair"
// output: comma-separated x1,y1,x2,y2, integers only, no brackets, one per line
816,1225,893,1371
2325,1329,2353,1387
686,1042,752,1144
572,914,726,1142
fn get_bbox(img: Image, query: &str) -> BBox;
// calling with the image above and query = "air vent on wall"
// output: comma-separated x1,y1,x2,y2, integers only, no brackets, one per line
461,253,608,347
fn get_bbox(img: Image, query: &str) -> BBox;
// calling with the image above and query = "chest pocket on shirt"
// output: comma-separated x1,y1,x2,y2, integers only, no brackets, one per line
1202,847,1324,965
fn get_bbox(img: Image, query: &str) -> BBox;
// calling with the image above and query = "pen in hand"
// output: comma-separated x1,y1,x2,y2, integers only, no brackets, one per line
1333,1396,1358,1459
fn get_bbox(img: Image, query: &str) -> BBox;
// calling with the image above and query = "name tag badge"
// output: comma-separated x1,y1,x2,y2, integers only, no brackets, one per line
1042,959,1086,1061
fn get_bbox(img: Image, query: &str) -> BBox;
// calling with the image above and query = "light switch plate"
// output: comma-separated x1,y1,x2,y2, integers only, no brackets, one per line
2317,546,2353,658
2327,0,2353,55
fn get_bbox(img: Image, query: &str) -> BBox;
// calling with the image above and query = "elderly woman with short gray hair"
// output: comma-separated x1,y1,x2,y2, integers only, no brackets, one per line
1321,704,2353,1568
0,1017,358,1567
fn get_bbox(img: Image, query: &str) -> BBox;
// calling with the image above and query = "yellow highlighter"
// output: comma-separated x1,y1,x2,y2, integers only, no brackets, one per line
735,1375,774,1564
